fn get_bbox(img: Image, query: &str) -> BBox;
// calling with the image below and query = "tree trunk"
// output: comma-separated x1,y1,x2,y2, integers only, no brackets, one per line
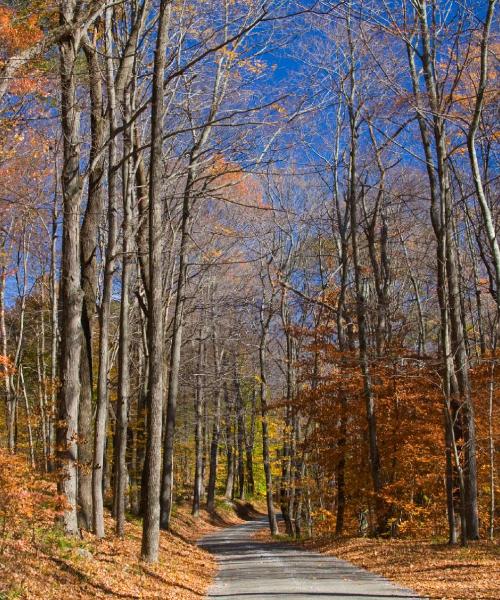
346,10,383,533
224,380,235,499
349,133,383,530
406,30,459,545
245,388,256,497
192,333,205,516
49,190,59,472
159,167,193,529
141,0,170,563
467,0,499,305
235,370,246,500
77,34,106,533
207,340,223,512
92,7,118,539
259,298,278,536
414,4,479,539
116,91,134,537
56,4,84,535
0,269,14,454
335,392,347,536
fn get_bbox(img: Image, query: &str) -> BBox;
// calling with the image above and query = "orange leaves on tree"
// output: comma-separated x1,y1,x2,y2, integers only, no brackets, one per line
206,154,267,209
0,7,43,57
0,5,50,98
0,355,14,380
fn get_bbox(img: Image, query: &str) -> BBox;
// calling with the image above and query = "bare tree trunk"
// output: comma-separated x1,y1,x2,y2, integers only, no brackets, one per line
92,7,118,539
349,124,383,531
335,219,349,536
224,380,235,500
413,3,479,539
160,172,192,530
467,0,499,305
207,337,223,512
345,8,383,533
49,188,59,472
36,299,49,472
141,0,170,563
259,294,278,536
406,30,458,545
0,268,14,453
77,33,106,532
192,333,205,516
56,3,84,535
235,369,245,500
20,366,35,468
116,91,135,537
245,388,256,497
131,323,148,516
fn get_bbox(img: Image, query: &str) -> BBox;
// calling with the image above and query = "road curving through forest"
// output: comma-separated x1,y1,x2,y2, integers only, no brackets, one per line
199,517,425,600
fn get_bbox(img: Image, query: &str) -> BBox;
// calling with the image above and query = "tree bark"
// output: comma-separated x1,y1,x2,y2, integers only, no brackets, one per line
141,0,170,563
159,178,190,529
78,33,106,532
92,6,118,539
116,89,135,537
245,388,256,497
56,3,84,535
224,380,235,500
192,333,205,517
467,0,499,305
207,339,223,512
259,290,278,536
235,368,246,500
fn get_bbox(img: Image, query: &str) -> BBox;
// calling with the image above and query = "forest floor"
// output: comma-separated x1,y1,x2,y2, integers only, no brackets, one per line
0,498,257,600
254,524,500,600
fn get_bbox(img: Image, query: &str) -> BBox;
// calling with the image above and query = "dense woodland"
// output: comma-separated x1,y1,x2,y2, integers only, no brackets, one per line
0,0,498,567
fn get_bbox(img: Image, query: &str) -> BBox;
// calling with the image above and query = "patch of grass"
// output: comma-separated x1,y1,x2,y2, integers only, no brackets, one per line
214,497,234,512
0,585,25,599
272,533,293,542
430,534,449,545
126,511,142,525
36,525,93,559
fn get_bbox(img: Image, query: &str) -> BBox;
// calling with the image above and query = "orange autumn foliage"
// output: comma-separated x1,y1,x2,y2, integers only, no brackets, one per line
0,7,43,57
293,323,499,538
207,154,267,208
0,3,52,97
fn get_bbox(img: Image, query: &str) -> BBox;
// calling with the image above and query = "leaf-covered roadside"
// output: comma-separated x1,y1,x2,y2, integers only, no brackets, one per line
254,525,499,600
1,513,214,599
307,536,499,600
0,457,244,600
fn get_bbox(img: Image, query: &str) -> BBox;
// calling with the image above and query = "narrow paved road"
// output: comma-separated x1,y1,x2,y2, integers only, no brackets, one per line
199,518,424,600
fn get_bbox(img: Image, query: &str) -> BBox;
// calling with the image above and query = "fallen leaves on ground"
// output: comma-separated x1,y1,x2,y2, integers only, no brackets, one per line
255,525,499,600
0,502,245,600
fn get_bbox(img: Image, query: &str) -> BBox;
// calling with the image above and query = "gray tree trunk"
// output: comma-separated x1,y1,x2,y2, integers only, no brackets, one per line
116,90,135,537
141,0,171,563
78,33,106,532
56,2,84,535
92,7,119,539
207,340,223,511
160,169,192,530
192,333,205,516
259,292,278,536
224,380,235,500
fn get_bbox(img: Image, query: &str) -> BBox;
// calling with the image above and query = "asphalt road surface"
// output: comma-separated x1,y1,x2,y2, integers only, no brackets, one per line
199,517,424,600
